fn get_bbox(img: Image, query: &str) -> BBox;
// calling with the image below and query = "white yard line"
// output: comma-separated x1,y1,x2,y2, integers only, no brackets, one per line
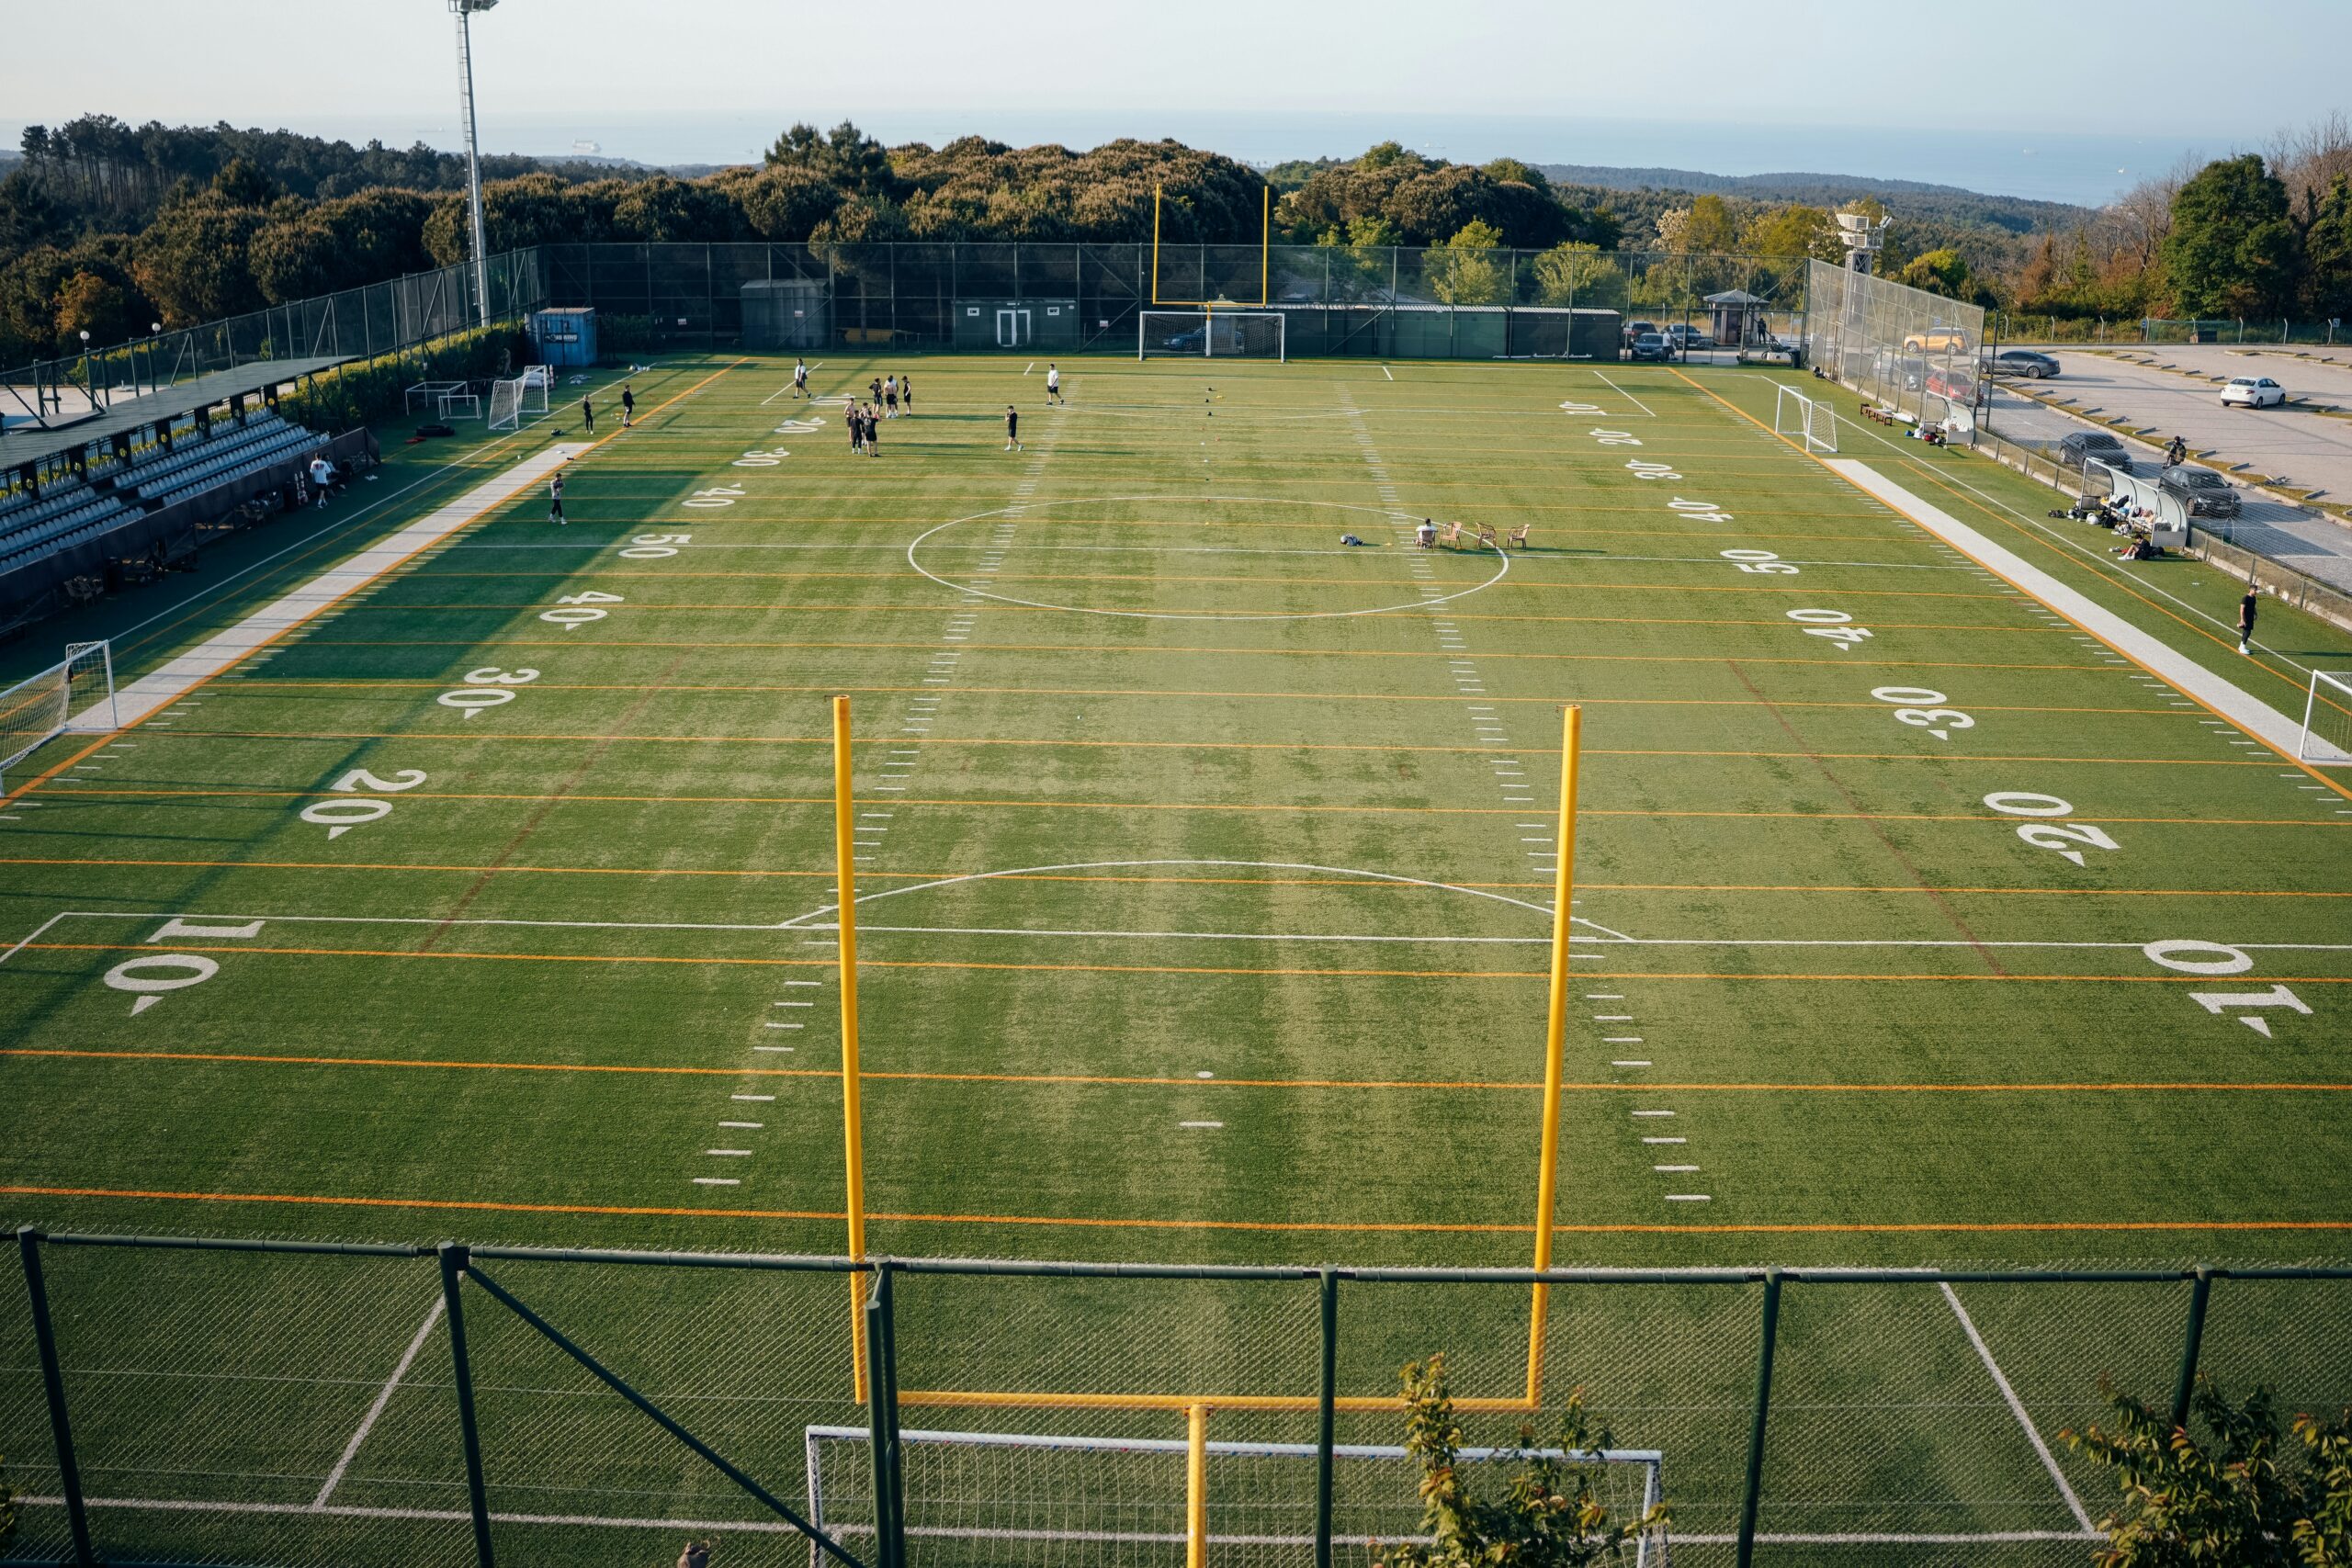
1938,1283,2098,1535
1592,373,1657,417
1825,459,2351,766
64,446,586,736
0,910,69,967
311,1295,446,1509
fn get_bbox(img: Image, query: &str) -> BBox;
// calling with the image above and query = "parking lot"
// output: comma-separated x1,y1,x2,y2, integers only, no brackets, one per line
1981,348,2352,592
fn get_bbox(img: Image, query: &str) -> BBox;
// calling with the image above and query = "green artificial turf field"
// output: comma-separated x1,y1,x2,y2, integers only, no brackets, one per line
3,352,2350,1565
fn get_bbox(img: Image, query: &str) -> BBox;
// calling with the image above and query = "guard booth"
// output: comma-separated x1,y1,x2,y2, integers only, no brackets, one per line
741,279,829,350
529,308,598,367
954,299,1079,351
1705,289,1770,347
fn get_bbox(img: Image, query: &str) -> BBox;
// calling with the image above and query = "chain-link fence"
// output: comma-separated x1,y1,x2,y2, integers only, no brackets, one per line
1804,260,1987,434
537,243,1813,362
0,252,545,441
7,1229,2352,1568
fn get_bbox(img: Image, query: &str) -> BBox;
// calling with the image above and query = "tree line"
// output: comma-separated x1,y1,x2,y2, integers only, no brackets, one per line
7,112,2351,368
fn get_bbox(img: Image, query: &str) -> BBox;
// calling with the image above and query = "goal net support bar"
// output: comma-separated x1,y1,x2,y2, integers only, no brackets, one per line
806,1423,1665,1562
0,640,116,795
486,378,524,432
1138,310,1286,362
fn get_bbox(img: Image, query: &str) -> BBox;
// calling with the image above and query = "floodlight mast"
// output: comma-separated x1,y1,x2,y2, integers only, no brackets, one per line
451,0,497,326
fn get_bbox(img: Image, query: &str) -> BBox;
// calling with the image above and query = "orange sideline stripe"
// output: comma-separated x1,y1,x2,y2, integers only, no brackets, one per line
21,942,2352,984
6,1184,2350,1236
11,1048,2352,1097
10,854,2347,898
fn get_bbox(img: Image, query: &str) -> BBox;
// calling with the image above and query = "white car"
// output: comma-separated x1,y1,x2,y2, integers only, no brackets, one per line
2221,375,2286,408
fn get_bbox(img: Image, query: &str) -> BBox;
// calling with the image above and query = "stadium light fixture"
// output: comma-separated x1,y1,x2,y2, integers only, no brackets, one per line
450,0,498,326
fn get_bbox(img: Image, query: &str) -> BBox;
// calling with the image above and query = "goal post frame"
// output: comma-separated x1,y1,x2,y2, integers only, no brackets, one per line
2300,670,2352,764
486,378,523,432
1137,310,1286,363
0,639,116,797
1773,383,1838,455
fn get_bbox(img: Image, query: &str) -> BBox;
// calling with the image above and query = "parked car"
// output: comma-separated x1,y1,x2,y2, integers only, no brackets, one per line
1622,320,1660,348
1986,349,2060,379
1902,330,1971,355
1664,323,1716,350
1926,367,1987,410
2220,375,2286,408
2158,465,2243,518
1626,332,1672,362
2058,431,2136,475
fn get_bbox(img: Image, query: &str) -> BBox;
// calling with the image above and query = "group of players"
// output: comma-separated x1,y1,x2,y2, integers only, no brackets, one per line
845,371,913,456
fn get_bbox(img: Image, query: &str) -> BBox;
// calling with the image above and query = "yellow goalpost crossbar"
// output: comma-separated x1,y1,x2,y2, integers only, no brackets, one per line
1149,183,1272,308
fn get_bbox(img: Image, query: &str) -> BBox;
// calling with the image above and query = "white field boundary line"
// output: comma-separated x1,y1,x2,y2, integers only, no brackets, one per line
49,445,585,744
1939,1282,2097,1535
6,1494,2098,1549
28,909,2352,957
311,1294,445,1509
1825,460,2352,769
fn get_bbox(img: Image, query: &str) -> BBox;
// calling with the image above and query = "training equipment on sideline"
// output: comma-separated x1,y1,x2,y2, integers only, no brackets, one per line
804,1424,1668,1564
485,377,523,432
0,639,114,792
1139,310,1285,361
2300,670,2352,763
1774,382,1838,453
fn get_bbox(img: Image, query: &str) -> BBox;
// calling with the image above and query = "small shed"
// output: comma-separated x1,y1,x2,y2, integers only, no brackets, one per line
1704,289,1770,346
529,308,598,367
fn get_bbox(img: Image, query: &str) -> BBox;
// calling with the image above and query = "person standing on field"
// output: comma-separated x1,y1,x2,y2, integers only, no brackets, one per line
1004,404,1021,451
1046,363,1062,404
2239,581,2259,654
548,469,566,525
899,372,912,413
580,394,594,435
793,358,808,397
619,384,635,428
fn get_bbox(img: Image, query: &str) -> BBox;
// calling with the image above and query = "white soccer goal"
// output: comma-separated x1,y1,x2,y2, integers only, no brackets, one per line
1139,310,1286,362
2299,670,2352,764
1774,383,1837,454
520,364,552,414
0,640,116,793
805,1424,1666,1563
486,378,524,432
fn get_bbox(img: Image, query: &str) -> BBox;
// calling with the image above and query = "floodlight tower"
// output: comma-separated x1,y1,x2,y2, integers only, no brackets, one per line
1836,210,1891,276
451,0,498,325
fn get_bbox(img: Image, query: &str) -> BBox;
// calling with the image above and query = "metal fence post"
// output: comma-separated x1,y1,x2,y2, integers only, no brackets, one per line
1315,1267,1339,1568
861,1268,902,1568
1735,1270,1784,1568
438,1243,497,1568
2170,1267,2214,1430
16,1227,96,1567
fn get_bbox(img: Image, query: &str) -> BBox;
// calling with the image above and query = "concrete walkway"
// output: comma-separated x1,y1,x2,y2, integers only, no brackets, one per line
1828,459,2351,769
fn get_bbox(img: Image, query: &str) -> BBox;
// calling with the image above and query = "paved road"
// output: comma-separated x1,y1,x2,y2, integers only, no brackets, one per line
1979,350,2352,593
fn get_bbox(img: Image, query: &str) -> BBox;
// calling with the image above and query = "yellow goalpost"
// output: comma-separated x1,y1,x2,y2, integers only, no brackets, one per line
826,699,1589,1427
1149,183,1273,309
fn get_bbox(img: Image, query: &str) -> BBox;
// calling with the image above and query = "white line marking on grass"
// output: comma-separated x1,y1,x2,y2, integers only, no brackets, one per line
705,1149,752,1156
1181,1121,1224,1129
1664,1194,1710,1201
1654,1164,1697,1171
1631,1110,1675,1119
1939,1282,2097,1533
718,1121,763,1129
1592,372,1657,417
311,1294,445,1509
0,911,71,968
1642,1137,1686,1145
1382,365,1395,380
693,1178,741,1186
731,1094,775,1101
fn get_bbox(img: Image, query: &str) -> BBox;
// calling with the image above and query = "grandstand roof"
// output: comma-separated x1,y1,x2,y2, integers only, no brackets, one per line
0,355,352,471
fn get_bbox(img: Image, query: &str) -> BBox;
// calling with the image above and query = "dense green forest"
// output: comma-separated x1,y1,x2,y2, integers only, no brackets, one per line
6,111,2349,367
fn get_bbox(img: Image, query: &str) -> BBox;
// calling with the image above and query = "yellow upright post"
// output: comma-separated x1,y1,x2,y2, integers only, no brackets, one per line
832,695,872,1400
1186,1402,1209,1568
1260,186,1271,304
1151,184,1164,306
1525,704,1584,1407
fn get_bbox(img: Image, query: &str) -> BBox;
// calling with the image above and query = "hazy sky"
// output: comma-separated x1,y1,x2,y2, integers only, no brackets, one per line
4,0,2346,197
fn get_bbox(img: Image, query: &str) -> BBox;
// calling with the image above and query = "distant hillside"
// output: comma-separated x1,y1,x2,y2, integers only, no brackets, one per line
1535,163,2086,234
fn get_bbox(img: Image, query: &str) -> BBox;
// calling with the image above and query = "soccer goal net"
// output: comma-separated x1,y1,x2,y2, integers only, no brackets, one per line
486,378,524,432
1774,383,1837,454
2300,671,2352,765
0,640,116,793
520,364,551,414
1139,310,1286,362
805,1424,1666,1563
